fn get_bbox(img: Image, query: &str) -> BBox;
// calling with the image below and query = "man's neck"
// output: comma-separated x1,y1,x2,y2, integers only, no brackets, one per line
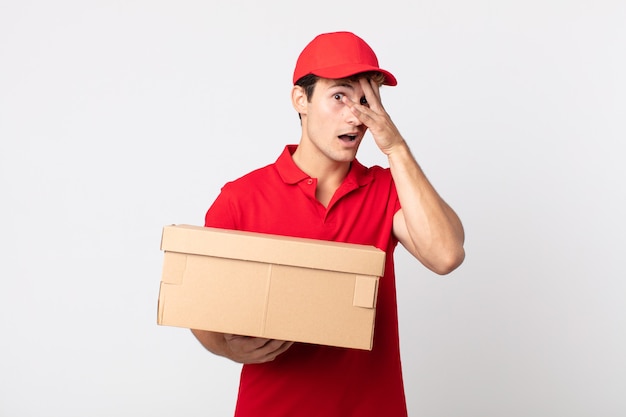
292,141,351,182
292,141,352,207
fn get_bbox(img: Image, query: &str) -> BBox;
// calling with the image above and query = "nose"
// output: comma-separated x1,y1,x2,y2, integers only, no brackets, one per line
345,109,362,126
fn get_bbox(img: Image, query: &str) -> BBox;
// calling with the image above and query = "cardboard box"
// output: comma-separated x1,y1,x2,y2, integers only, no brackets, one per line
157,224,386,350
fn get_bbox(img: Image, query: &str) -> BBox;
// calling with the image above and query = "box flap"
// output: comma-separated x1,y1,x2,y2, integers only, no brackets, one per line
161,224,385,276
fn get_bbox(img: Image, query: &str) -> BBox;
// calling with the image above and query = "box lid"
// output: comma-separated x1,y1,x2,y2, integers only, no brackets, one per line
160,224,386,276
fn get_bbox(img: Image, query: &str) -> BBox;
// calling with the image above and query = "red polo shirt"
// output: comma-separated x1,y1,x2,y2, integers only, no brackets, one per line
205,145,408,417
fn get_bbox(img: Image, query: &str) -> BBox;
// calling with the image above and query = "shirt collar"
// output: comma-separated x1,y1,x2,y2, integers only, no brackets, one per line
275,144,374,187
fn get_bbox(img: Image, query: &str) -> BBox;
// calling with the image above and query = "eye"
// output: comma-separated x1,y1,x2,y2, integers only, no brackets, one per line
333,93,344,101
360,96,368,106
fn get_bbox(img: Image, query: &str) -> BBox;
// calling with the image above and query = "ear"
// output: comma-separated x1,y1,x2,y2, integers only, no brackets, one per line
291,85,308,116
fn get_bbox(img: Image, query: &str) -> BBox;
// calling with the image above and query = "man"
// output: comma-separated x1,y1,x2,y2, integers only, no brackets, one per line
191,31,465,416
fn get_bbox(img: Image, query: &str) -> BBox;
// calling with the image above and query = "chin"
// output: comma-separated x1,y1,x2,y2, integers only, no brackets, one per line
333,152,358,163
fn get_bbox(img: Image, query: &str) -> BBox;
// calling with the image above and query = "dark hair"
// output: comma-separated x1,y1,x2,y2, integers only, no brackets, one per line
294,74,320,101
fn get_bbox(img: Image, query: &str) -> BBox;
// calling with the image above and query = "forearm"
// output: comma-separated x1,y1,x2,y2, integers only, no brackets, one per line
387,140,465,274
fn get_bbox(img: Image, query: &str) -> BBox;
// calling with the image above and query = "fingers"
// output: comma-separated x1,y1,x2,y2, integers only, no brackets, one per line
341,93,382,129
341,77,384,123
359,77,382,110
224,334,294,364
341,78,402,154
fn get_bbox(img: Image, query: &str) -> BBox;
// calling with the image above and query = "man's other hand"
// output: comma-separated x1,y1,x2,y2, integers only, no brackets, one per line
223,334,293,364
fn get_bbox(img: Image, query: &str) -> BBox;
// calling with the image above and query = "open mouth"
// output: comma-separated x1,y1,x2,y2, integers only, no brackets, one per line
338,134,358,142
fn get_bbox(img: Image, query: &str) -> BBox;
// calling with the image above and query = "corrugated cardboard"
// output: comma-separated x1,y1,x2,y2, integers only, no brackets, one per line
157,224,386,350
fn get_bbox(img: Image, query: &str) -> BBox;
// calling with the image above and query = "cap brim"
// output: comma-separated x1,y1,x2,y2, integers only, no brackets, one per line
308,63,397,86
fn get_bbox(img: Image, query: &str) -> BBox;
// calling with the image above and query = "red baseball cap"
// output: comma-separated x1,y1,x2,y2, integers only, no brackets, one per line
293,31,397,86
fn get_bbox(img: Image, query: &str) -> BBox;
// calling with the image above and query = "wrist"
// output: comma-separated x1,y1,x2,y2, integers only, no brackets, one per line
384,138,410,159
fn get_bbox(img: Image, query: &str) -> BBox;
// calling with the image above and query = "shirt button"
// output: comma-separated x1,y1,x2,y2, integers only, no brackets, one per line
307,179,313,185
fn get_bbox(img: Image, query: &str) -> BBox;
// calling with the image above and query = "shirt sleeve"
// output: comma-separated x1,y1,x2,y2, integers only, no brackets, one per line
391,178,401,215
204,184,238,229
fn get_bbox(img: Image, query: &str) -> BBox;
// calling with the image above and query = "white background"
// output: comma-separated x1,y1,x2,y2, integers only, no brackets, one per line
1,1,625,416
